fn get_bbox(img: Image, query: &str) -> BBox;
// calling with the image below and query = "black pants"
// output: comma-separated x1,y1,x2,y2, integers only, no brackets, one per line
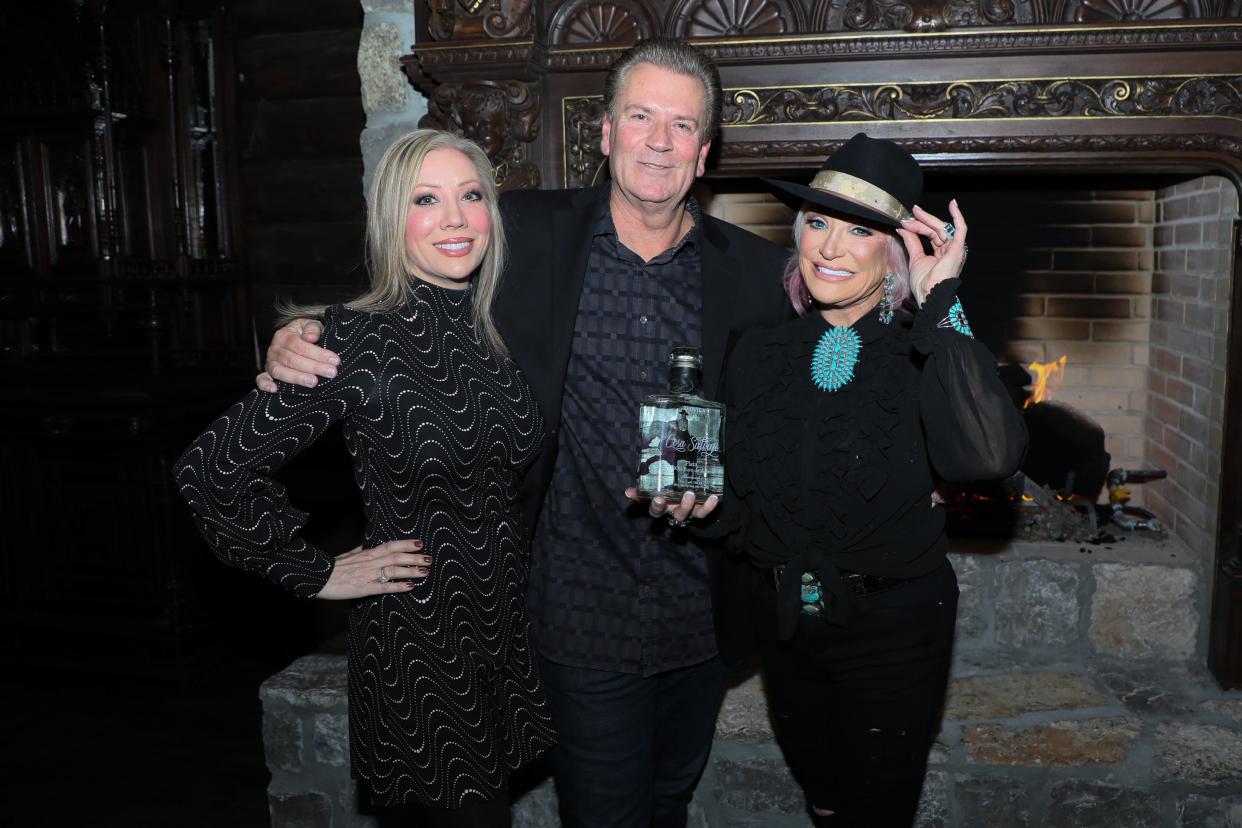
755,560,958,828
538,654,728,828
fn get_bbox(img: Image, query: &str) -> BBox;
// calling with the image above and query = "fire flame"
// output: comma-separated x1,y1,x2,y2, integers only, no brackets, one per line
1025,356,1068,408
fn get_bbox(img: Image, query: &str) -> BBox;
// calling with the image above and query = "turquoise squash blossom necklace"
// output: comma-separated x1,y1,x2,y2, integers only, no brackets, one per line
810,324,862,392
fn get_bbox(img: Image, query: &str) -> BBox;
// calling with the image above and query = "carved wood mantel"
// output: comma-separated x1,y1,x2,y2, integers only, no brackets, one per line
401,5,1242,686
404,5,1242,191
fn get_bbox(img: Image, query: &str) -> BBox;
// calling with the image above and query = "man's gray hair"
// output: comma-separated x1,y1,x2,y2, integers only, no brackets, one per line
603,37,722,140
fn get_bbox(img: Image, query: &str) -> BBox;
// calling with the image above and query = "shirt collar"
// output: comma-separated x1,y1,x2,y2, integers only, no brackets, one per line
594,196,702,260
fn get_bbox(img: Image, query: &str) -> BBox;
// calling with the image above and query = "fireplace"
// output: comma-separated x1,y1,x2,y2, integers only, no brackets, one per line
403,10,1242,684
700,170,1234,524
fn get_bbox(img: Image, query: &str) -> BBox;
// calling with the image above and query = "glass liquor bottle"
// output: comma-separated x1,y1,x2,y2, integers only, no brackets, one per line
635,347,724,501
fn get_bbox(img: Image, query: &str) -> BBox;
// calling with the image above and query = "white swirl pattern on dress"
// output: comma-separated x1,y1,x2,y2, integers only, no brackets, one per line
175,281,554,807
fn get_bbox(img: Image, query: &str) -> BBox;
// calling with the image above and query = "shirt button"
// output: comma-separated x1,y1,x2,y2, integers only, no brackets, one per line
639,315,648,325
640,370,648,380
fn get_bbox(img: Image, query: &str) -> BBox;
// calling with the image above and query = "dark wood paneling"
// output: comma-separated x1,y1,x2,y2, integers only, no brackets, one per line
242,159,366,224
234,0,363,35
245,222,366,284
238,30,363,100
239,98,366,162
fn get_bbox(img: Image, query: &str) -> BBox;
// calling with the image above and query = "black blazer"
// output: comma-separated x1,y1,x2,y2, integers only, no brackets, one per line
493,183,791,663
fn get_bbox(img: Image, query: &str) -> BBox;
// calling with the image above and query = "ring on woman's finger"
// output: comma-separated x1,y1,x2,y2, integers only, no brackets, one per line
666,514,690,529
943,223,956,239
378,566,390,584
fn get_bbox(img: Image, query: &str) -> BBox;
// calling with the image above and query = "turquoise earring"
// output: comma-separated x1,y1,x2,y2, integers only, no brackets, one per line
878,272,898,325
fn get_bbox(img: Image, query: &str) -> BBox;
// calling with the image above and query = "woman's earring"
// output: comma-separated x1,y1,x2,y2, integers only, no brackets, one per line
879,272,898,325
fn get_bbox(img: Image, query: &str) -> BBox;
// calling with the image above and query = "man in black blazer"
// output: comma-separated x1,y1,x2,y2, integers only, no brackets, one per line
261,38,788,828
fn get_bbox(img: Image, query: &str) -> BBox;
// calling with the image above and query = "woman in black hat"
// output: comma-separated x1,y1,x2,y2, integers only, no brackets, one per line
706,134,1027,826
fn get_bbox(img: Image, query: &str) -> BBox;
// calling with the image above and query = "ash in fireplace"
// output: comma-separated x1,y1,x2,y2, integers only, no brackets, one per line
1016,480,1092,542
941,358,1168,543
942,475,1163,544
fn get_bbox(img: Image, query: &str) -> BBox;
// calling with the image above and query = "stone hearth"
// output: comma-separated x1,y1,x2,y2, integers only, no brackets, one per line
260,537,1242,827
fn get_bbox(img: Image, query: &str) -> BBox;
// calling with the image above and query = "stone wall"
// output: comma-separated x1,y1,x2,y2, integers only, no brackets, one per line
357,1,427,201
261,538,1242,827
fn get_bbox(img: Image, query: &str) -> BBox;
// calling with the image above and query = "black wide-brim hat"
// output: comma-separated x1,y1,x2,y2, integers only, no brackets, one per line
762,133,922,229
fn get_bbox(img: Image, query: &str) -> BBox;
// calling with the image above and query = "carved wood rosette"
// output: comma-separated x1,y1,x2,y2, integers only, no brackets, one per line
420,79,543,191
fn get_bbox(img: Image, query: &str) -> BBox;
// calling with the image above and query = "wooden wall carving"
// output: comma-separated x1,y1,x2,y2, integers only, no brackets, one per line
406,19,1242,195
428,0,535,41
560,72,1242,187
722,76,1242,125
421,79,543,190
418,0,1242,45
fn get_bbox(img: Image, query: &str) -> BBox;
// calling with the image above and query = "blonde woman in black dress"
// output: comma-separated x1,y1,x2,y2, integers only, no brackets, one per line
175,129,554,827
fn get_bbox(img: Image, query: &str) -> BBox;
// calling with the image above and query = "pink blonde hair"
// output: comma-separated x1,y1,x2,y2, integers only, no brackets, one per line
782,208,911,316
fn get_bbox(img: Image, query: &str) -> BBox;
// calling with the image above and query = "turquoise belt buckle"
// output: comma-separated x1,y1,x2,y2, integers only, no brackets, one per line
799,571,827,616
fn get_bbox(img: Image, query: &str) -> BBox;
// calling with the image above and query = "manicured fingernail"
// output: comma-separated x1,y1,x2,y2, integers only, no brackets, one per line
329,355,340,365
413,540,423,549
325,367,337,378
421,555,432,564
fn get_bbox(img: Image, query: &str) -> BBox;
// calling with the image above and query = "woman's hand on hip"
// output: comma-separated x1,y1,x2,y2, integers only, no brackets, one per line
315,539,431,600
898,198,969,306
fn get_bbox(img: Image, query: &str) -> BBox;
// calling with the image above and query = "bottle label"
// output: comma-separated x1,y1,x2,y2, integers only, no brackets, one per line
636,405,724,497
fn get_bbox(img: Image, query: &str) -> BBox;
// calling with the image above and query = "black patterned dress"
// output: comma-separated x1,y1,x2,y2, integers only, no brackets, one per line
175,281,555,808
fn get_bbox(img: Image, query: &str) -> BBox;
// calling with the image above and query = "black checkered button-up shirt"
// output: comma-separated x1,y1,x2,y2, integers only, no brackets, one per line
528,198,716,676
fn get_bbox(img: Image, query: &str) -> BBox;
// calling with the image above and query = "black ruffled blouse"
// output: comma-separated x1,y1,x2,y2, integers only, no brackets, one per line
713,278,1027,639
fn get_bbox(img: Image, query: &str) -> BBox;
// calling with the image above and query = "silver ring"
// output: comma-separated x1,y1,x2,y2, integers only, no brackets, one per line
378,567,390,584
943,223,956,240
666,514,690,529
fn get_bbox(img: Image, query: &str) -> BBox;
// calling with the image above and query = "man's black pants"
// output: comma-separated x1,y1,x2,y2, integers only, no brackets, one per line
538,654,727,828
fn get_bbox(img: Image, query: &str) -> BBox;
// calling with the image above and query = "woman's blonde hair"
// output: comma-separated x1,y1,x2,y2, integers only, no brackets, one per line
279,128,509,357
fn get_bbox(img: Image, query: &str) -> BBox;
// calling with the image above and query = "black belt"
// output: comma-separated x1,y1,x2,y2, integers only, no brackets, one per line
770,564,906,597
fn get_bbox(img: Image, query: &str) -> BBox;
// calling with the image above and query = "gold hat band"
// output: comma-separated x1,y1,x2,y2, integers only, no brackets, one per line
808,170,911,223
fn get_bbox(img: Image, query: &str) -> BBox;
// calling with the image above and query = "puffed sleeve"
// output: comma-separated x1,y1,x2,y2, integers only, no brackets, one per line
173,306,378,597
911,278,1028,482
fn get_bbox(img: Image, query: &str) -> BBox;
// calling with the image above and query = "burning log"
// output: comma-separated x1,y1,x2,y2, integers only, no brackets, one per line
940,355,1166,542
1021,400,1111,498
